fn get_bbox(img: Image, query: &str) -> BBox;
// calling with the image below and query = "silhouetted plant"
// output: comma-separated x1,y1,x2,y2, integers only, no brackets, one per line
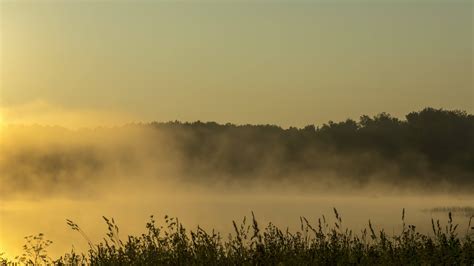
14,233,53,265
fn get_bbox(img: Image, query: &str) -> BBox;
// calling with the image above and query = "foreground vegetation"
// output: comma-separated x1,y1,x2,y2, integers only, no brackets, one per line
1,209,473,265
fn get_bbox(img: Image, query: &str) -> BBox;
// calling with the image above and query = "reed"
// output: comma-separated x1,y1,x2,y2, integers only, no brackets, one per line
1,209,473,265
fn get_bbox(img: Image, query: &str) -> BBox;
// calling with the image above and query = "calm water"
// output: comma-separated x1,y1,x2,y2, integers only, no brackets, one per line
1,188,472,259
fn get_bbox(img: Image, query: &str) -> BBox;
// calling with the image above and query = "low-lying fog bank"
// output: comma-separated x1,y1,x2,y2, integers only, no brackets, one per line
1,110,474,200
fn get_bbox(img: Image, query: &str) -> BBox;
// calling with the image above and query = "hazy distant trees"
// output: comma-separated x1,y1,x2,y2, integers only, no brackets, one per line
148,108,474,187
2,108,473,193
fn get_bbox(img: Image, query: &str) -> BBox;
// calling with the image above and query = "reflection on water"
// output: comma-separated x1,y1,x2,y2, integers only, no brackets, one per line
1,190,473,259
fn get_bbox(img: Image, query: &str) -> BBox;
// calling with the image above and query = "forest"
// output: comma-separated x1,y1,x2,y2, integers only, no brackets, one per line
1,107,473,197
147,107,474,188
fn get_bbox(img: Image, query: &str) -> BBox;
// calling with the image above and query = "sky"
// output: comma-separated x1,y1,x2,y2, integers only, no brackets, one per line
0,0,472,128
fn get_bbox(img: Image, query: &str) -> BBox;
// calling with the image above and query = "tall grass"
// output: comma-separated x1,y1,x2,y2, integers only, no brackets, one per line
1,209,473,265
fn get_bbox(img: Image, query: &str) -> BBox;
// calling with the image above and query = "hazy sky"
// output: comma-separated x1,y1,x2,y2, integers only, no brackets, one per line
0,0,472,128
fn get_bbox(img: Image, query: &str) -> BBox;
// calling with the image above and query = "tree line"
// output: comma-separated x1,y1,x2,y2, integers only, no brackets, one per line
2,107,472,194
146,107,474,188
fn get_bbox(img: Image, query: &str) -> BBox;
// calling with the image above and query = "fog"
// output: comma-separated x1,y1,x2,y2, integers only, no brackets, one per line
0,124,473,258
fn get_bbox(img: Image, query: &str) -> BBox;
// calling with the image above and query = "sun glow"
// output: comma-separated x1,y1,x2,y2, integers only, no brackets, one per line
0,238,7,258
0,112,5,133
0,112,4,129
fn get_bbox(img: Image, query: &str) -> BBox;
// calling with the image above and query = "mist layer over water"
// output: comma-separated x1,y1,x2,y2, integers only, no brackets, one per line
0,124,473,258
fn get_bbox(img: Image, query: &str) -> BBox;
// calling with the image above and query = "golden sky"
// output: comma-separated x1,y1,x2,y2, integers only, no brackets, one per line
0,0,472,127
